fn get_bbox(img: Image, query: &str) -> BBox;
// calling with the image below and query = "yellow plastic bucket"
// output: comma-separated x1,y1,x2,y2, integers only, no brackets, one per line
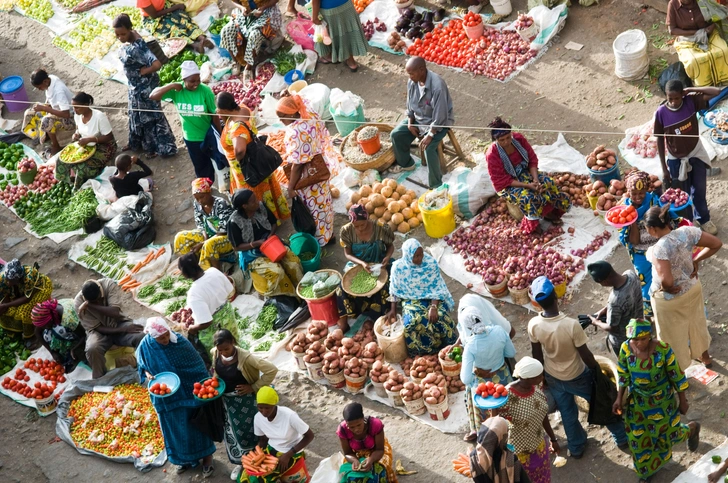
418,193,456,239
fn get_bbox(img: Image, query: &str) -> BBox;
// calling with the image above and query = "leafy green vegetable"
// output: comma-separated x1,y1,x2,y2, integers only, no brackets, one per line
159,50,210,85
165,299,186,315
209,15,231,35
138,285,157,299
253,341,273,352
158,276,175,290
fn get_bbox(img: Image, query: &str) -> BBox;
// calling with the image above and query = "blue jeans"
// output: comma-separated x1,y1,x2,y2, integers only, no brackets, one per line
545,367,627,455
666,157,710,223
184,125,227,181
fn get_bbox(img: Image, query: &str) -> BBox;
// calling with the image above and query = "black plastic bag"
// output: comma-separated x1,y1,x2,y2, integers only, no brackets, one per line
189,397,225,442
267,295,303,331
291,196,316,235
278,305,311,332
103,194,156,250
241,126,283,187
659,62,692,94
587,365,621,426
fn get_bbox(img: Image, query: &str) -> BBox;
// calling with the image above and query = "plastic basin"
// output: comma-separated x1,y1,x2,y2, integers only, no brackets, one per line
260,235,287,263
289,232,321,273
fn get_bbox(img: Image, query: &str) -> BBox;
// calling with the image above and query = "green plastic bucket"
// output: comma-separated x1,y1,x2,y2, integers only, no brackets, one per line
290,232,321,273
329,104,365,137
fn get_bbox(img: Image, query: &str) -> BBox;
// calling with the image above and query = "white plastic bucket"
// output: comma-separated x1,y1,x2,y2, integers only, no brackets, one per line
491,0,512,16
613,29,649,81
293,352,307,371
35,394,58,417
371,380,388,398
424,397,451,420
402,396,426,416
386,388,405,407
306,361,325,381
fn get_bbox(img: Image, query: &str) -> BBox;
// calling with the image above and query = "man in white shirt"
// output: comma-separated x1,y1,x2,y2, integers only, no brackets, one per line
28,69,76,156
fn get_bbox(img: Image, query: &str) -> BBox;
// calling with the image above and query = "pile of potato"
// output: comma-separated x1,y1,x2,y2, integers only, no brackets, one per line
352,320,376,345
361,341,384,366
322,351,342,375
383,369,406,393
410,356,439,379
338,338,362,363
423,385,447,406
344,357,368,379
288,333,309,354
401,357,414,374
551,172,591,208
445,375,466,393
324,328,344,351
596,192,619,212
586,145,618,172
421,373,448,392
400,381,424,402
607,179,626,198
370,360,392,384
347,179,422,234
288,320,328,354
584,180,607,199
303,340,325,364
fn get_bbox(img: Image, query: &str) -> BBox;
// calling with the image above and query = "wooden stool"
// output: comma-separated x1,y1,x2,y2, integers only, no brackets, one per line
418,130,466,175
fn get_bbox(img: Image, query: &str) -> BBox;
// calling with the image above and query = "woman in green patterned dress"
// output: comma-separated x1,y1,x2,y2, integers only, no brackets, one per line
137,0,213,51
0,260,53,342
613,318,701,483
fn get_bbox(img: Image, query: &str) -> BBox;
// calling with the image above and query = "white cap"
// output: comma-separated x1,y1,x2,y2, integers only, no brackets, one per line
180,60,200,80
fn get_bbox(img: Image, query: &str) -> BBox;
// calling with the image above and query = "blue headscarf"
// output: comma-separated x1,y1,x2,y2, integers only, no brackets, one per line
389,239,454,311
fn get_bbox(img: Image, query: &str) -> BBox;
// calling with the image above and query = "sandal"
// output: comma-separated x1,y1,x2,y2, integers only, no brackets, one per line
318,57,332,64
176,464,192,474
144,152,158,160
463,431,477,443
688,421,701,451
202,465,215,479
121,144,132,152
346,61,359,72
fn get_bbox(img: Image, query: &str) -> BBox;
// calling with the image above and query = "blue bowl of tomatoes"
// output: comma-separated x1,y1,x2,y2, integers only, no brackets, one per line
473,382,509,410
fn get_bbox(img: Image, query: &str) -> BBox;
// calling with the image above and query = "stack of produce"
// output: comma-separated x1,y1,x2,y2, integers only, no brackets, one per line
159,50,209,85
102,5,143,26
21,186,97,236
288,332,310,355
409,356,438,380
569,230,612,258
68,384,164,459
208,15,231,35
25,358,66,383
26,164,57,193
387,31,407,52
0,327,31,375
52,16,118,64
660,188,690,208
362,18,387,41
251,304,278,340
605,205,637,225
272,50,307,76
210,63,276,109
400,381,423,402
452,453,472,477
352,320,376,345
304,340,325,365
193,377,220,399
17,0,54,23
349,268,379,295
370,360,392,384
56,0,83,9
595,192,619,212
2,368,57,398
324,328,344,351
338,337,362,365
445,375,465,393
77,237,132,282
149,381,173,396
407,19,475,69
353,0,374,13
12,182,71,218
625,123,657,158
137,275,194,316
586,145,618,172
423,383,447,406
550,173,590,208
360,341,383,366
170,307,194,329
0,142,25,170
322,351,342,375
0,172,20,193
298,271,340,299
346,180,421,234
243,447,278,476
344,357,368,378
394,9,440,40
383,369,405,393
475,381,508,399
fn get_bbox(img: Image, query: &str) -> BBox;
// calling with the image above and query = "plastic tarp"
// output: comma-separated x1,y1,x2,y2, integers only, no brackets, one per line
55,366,168,472
532,133,591,175
673,438,728,482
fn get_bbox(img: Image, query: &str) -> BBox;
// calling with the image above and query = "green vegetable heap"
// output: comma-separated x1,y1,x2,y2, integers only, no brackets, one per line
0,142,24,171
251,305,277,340
0,327,31,375
159,50,209,85
13,182,72,220
208,16,231,35
22,187,98,236
349,269,378,294
0,172,19,190
299,251,316,261
447,346,463,363
254,340,273,352
299,285,315,298
272,50,307,76
77,236,130,281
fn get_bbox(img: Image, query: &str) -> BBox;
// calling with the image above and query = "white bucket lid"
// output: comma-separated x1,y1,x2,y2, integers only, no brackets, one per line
613,29,647,55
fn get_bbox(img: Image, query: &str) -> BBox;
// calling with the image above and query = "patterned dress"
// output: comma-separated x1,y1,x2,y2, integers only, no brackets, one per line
140,1,205,43
0,264,53,338
214,357,257,464
617,341,691,479
174,196,236,269
497,172,571,230
282,113,340,246
336,417,398,483
119,38,177,157
221,118,289,220
40,299,81,357
219,4,282,66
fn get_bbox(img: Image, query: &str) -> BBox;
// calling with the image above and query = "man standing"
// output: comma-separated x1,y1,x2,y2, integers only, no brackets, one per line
587,261,644,356
389,56,454,188
654,80,722,234
528,276,627,458
74,279,145,379
28,69,76,156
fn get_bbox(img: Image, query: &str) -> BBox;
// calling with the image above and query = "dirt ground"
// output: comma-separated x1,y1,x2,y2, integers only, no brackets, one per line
1,0,728,482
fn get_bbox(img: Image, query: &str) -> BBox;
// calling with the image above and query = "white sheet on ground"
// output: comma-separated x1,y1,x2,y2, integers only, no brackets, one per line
532,133,590,175
672,438,728,482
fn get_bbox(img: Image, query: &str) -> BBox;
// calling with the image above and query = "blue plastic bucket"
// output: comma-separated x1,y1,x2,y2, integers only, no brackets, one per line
289,232,321,273
329,104,365,137
588,161,621,185
0,76,29,113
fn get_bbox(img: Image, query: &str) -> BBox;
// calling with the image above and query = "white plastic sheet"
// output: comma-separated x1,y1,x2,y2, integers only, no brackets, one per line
532,133,590,175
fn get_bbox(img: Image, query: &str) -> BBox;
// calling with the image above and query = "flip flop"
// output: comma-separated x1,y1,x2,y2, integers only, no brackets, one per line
144,152,158,160
285,10,297,17
318,57,332,64
346,62,359,72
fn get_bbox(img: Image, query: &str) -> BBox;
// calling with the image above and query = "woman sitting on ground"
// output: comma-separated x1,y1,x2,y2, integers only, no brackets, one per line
338,402,398,483
387,239,457,356
485,117,571,234
31,299,86,371
0,260,53,346
137,0,213,51
470,416,532,483
27,69,75,157
227,189,303,298
335,204,394,332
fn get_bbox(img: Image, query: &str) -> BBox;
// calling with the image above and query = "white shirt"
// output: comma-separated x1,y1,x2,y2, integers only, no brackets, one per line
253,406,309,453
186,268,233,324
46,75,73,112
74,109,113,143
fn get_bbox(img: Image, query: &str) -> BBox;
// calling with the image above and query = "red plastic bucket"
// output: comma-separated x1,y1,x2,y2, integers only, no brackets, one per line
260,235,286,262
464,22,484,40
306,292,339,326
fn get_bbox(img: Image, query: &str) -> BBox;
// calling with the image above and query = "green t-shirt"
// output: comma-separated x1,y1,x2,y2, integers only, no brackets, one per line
162,83,216,142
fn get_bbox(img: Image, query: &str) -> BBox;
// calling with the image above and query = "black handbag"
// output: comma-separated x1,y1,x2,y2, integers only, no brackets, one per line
291,195,316,235
240,125,283,187
587,365,622,426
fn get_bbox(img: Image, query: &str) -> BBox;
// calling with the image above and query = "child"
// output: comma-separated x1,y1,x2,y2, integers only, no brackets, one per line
110,154,153,199
709,458,728,483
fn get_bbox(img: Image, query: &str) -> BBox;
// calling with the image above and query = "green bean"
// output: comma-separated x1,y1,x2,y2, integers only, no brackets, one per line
165,299,185,315
300,285,315,298
254,340,273,352
137,285,156,299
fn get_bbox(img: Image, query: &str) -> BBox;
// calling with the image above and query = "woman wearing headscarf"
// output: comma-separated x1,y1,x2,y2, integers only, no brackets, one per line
387,239,457,355
211,329,278,481
460,304,516,442
613,319,701,483
470,416,532,483
0,260,53,343
217,92,289,220
335,204,395,332
337,402,398,483
31,299,86,370
497,357,558,483
644,205,721,369
227,188,303,298
174,178,236,270
113,14,178,159
240,386,315,483
485,117,571,234
457,294,514,344
276,94,340,246
136,317,216,478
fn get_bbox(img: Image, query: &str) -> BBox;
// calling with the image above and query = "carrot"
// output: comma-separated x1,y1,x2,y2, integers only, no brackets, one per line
130,262,143,274
118,275,132,285
142,251,155,264
153,247,166,259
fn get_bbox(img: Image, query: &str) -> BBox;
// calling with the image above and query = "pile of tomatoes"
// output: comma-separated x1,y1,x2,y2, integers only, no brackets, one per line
193,377,220,399
463,11,482,27
406,19,478,69
2,368,57,400
606,205,637,226
149,382,173,396
475,381,508,399
25,358,66,383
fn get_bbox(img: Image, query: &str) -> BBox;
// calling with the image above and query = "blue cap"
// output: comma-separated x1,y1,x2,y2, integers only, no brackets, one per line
531,276,554,302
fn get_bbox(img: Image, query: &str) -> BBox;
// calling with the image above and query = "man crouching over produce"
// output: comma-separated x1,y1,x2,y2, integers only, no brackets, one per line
74,279,144,379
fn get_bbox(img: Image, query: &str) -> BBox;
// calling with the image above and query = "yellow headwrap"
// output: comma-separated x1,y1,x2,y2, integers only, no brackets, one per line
256,386,279,405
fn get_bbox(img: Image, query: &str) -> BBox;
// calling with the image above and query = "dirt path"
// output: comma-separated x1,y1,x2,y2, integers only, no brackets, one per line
1,0,728,482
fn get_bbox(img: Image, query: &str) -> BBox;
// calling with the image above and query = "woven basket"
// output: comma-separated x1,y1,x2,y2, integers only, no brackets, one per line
340,123,396,172
296,269,342,301
342,265,388,298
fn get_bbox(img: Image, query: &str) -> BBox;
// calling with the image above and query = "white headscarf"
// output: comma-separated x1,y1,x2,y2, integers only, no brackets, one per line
457,294,512,344
513,356,543,379
460,306,491,336
180,60,200,80
144,317,178,343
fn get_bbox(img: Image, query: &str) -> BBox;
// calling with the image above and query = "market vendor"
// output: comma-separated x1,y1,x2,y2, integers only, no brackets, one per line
387,239,457,356
32,299,86,371
654,80,721,235
667,0,728,87
110,154,153,199
239,386,315,483
486,117,571,234
150,60,226,181
227,189,303,297
0,260,53,345
136,0,213,52
27,69,75,157
337,402,398,483
390,57,454,189
178,253,240,367
211,329,278,481
220,0,284,78
174,177,236,270
55,92,117,190
335,204,394,332
74,278,145,379
136,317,216,478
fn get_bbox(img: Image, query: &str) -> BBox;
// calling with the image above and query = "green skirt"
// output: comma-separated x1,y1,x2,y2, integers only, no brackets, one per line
141,1,204,43
223,392,257,464
314,1,367,63
55,141,117,190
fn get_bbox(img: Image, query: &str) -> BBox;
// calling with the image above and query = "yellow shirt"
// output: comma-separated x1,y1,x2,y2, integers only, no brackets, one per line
527,313,587,381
